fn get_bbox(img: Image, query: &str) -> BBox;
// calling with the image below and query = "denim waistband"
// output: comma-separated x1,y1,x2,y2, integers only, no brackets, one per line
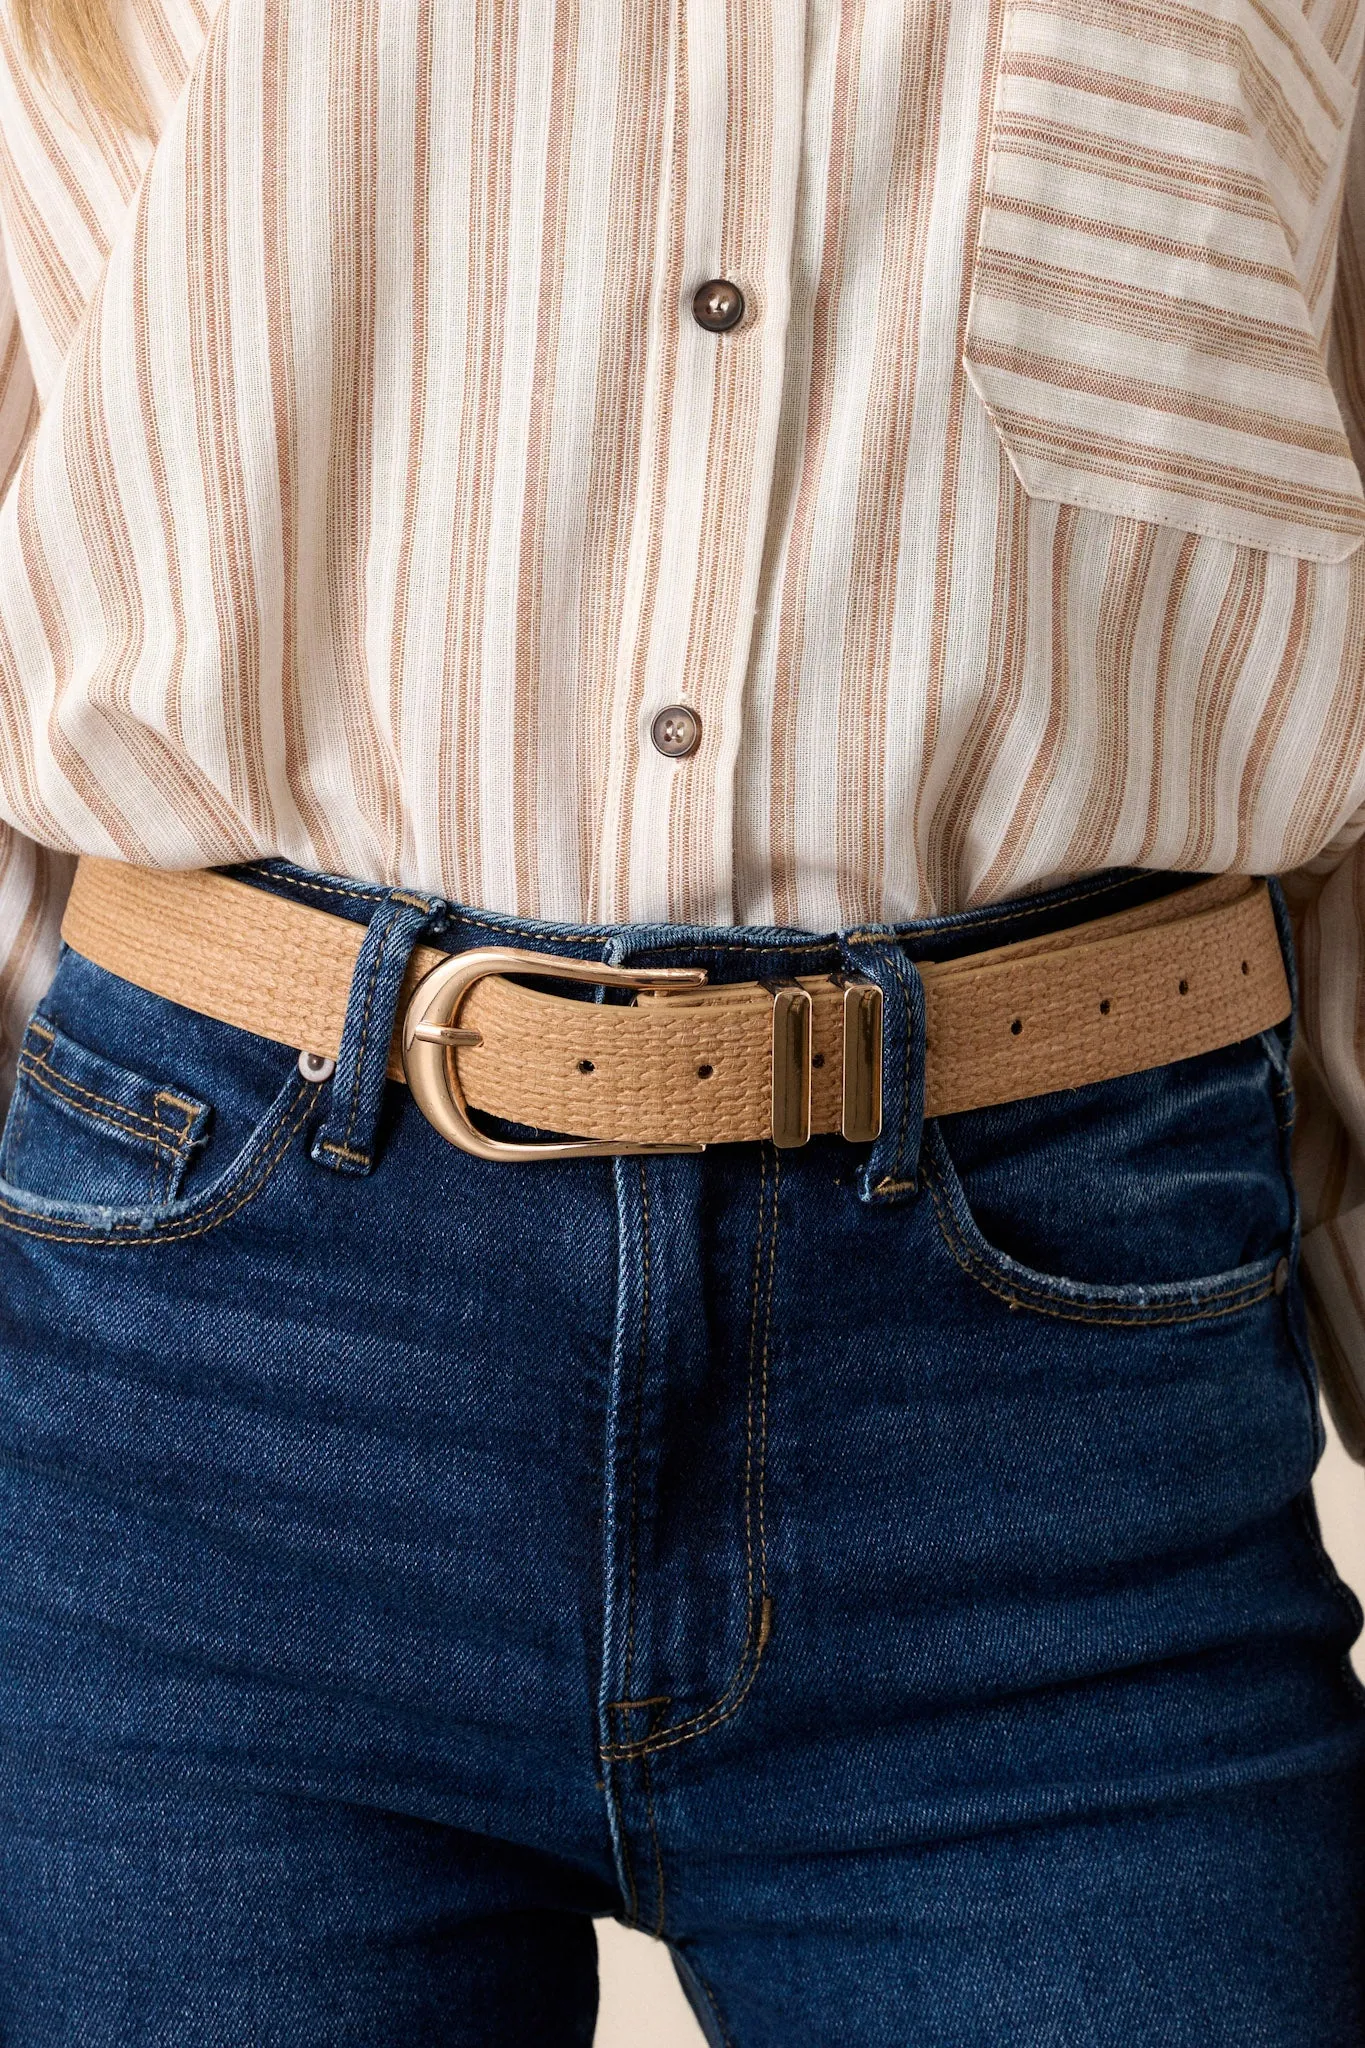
231,858,1199,974
222,860,1227,1203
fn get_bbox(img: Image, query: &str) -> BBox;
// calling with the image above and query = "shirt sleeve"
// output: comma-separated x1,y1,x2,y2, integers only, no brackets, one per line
1281,838,1365,1462
1284,89,1365,1463
0,239,71,1112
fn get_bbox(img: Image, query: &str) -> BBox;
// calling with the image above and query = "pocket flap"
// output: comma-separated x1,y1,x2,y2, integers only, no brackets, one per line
965,0,1365,561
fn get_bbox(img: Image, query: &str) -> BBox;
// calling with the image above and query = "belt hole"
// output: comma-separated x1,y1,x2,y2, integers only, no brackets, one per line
1241,960,1249,975
1010,1017,1023,1036
578,1058,595,1074
1178,978,1189,995
1099,998,1111,1015
811,1052,825,1069
697,1063,714,1080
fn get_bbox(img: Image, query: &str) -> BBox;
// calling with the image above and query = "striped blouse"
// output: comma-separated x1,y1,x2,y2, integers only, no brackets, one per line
0,0,1364,1439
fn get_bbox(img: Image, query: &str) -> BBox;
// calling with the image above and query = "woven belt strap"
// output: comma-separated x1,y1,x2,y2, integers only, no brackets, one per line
60,859,1290,1145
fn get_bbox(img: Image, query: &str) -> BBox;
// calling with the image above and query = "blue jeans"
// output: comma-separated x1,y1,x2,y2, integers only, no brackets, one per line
0,865,1361,2046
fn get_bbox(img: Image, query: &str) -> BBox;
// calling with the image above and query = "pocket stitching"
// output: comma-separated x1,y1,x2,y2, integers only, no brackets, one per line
0,1078,317,1249
966,0,1364,559
17,1057,172,1150
16,1044,201,1153
923,1136,1279,1325
150,1089,203,1204
966,391,1361,559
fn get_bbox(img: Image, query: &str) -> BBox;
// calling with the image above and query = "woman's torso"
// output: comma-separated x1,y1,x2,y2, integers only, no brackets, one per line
0,0,1360,933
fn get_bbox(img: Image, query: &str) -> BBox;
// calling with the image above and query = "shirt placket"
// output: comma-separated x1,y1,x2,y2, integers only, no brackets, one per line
598,0,806,928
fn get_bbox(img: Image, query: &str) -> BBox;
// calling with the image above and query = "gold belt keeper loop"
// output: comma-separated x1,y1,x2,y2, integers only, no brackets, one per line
767,982,813,1149
839,975,883,1143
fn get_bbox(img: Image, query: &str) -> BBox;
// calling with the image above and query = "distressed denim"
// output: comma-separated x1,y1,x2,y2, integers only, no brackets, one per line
0,864,1361,2046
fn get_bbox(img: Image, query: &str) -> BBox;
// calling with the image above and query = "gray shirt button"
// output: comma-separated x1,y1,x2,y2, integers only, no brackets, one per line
651,705,702,759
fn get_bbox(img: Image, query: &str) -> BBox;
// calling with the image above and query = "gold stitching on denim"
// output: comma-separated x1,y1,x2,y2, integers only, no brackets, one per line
148,1121,165,1204
17,1059,177,1151
601,1168,657,1923
755,1156,778,1625
886,948,920,1184
235,866,380,905
925,1163,1276,1326
317,1140,372,1166
17,1058,149,1136
152,1089,202,1129
601,1152,780,1761
930,1197,1274,1326
607,1699,669,1937
17,1051,189,1147
623,1157,767,1742
934,1198,1273,1312
928,1156,1276,1310
621,1163,652,1707
923,1127,1280,1311
606,1599,778,1759
0,1084,316,1247
16,1055,204,1207
151,1089,202,1203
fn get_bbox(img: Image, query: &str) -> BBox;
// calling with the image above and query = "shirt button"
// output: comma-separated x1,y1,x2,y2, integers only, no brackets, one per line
651,704,702,759
692,279,745,334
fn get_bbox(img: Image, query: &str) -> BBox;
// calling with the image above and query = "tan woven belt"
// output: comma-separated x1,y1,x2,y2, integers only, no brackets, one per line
60,858,1291,1162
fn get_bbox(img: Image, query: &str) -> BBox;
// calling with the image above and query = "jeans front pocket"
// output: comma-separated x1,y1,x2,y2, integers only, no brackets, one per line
0,946,319,1248
924,1029,1298,1323
0,1015,211,1209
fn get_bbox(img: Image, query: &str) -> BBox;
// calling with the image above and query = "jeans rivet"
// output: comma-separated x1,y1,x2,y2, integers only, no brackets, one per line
298,1050,337,1083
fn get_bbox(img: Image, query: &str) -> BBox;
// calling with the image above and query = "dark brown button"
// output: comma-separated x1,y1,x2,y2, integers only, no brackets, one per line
692,279,745,333
1274,1256,1290,1296
651,704,702,759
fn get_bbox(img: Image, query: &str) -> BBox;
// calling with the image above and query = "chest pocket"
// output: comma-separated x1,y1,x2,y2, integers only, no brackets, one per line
964,0,1365,562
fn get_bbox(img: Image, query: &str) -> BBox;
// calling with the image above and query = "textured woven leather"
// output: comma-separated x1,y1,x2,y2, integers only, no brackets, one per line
60,860,1290,1145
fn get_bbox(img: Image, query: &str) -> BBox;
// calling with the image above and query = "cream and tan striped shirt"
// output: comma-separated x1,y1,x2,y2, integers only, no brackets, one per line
1,0,1365,1434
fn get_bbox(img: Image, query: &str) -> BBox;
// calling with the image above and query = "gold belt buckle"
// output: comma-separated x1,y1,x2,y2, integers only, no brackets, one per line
400,945,710,1162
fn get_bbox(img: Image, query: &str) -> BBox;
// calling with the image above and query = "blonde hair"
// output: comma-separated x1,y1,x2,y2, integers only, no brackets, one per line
13,0,150,134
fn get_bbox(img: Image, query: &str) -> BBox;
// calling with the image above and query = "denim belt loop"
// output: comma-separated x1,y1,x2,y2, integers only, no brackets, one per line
311,887,445,1177
838,928,927,1206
